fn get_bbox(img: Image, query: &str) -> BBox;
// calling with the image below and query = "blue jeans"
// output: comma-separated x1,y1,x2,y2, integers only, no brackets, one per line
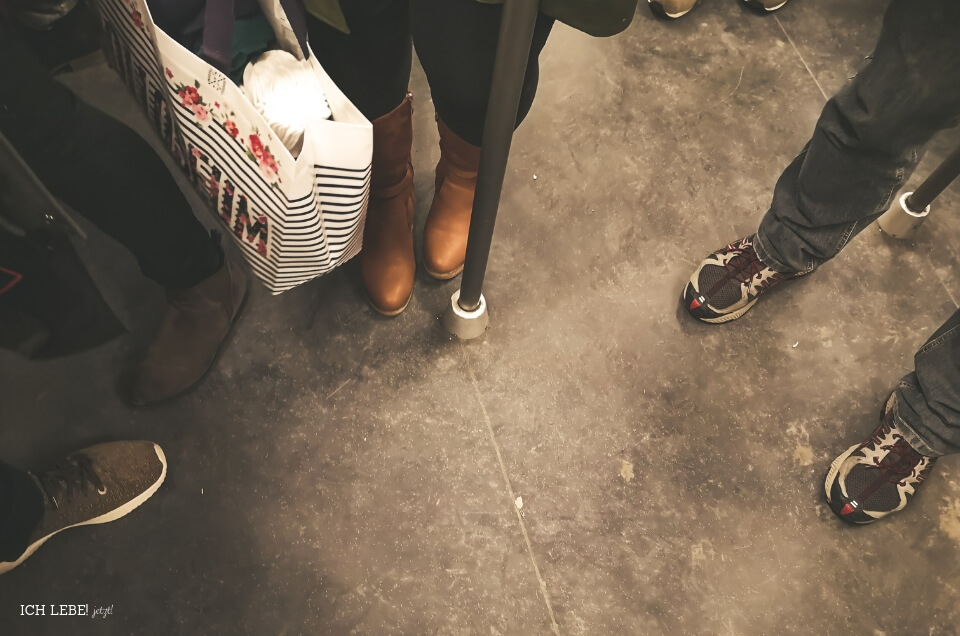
752,0,960,456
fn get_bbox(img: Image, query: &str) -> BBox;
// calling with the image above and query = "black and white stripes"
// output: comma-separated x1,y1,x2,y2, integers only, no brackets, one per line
94,0,373,294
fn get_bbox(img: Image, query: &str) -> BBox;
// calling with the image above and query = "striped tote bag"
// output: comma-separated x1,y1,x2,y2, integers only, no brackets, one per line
92,0,372,293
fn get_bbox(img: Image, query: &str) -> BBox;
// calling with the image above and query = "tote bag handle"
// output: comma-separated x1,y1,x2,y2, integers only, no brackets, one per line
201,0,310,75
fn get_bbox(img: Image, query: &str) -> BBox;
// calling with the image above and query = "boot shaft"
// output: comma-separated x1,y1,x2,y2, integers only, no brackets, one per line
371,93,414,191
436,117,482,182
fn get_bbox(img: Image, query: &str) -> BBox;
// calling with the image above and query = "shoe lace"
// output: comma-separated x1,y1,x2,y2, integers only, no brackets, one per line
867,421,893,446
874,438,926,487
34,455,106,510
726,250,781,290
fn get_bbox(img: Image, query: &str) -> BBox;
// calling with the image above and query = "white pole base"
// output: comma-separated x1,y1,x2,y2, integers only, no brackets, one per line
440,290,489,340
878,191,931,239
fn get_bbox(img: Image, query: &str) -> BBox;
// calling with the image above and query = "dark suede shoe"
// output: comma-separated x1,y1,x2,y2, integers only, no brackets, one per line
129,258,247,407
0,441,166,575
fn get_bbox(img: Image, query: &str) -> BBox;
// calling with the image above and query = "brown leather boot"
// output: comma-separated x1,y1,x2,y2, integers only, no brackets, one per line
360,93,416,316
129,258,247,407
423,118,482,280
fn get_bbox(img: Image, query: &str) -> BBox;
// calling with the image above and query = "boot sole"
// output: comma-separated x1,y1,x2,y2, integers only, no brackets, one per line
0,444,167,575
364,288,412,317
424,262,464,281
126,275,250,409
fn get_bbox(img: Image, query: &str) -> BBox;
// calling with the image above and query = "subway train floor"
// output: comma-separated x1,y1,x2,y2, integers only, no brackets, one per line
3,0,960,633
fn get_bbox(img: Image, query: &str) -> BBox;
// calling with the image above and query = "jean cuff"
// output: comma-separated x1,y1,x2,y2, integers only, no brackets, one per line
893,401,945,458
752,229,806,276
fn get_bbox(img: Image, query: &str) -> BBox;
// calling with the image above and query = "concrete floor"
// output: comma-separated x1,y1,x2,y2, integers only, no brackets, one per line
3,0,960,633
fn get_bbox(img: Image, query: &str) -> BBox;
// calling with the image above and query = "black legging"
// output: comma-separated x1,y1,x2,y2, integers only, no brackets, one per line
0,460,43,562
306,0,554,146
0,35,221,290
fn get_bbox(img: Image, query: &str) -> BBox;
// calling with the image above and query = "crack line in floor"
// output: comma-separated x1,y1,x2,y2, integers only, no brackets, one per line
774,15,829,102
462,348,562,635
925,253,960,308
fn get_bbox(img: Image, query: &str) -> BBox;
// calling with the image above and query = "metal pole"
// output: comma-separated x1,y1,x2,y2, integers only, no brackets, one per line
457,0,540,312
878,143,960,239
906,143,960,212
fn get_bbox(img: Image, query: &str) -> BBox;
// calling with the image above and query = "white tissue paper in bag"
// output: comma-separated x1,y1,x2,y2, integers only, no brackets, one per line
242,50,332,158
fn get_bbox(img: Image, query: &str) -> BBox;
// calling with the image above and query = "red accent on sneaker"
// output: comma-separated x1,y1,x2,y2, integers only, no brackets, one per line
690,297,702,309
841,503,855,515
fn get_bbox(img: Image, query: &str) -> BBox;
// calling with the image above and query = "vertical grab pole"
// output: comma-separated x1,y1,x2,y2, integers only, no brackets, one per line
878,143,960,239
441,0,540,339
906,144,960,211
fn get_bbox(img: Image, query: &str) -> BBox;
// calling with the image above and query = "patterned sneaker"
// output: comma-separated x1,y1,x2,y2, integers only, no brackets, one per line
0,441,167,575
683,235,799,324
825,394,937,525
648,0,701,19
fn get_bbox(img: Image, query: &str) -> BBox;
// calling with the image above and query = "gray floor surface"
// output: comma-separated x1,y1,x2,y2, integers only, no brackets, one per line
3,0,960,634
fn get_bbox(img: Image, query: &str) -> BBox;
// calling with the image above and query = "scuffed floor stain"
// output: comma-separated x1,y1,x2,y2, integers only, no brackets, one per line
690,540,714,568
793,445,814,466
620,460,635,483
939,499,960,541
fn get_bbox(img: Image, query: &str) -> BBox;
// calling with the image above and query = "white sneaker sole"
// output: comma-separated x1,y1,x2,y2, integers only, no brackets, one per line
824,443,858,504
696,298,758,324
648,0,697,19
0,444,167,575
743,0,789,11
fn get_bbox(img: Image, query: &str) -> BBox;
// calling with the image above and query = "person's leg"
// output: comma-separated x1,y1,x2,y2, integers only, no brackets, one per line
755,0,960,274
894,308,960,458
410,0,553,147
307,1,417,315
0,34,221,289
684,0,960,324
0,461,44,564
411,0,554,279
306,0,411,122
0,33,246,405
